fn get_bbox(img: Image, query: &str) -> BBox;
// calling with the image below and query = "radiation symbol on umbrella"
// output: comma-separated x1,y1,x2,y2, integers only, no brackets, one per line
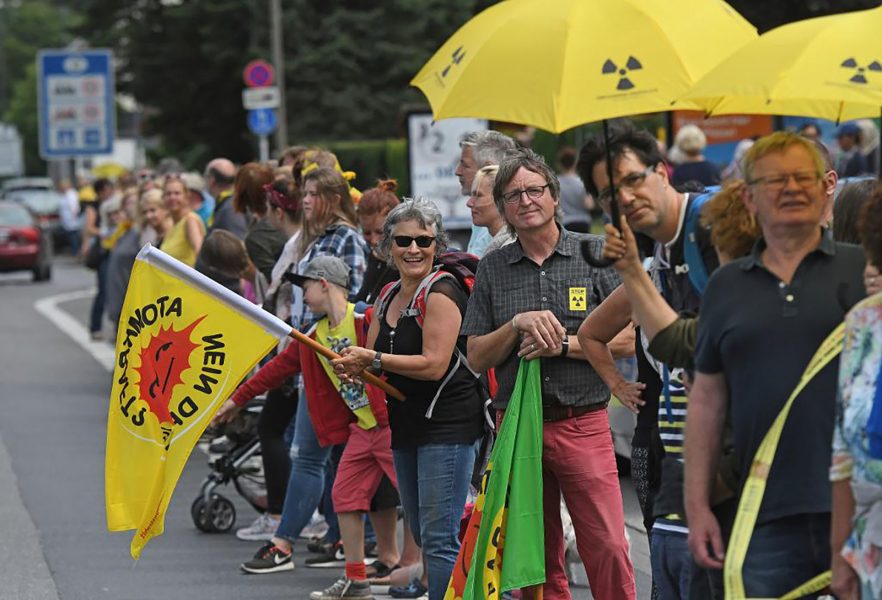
602,56,643,90
841,57,882,84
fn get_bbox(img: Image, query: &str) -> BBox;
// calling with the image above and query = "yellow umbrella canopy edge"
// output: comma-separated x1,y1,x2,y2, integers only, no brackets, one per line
411,0,756,133
681,5,882,122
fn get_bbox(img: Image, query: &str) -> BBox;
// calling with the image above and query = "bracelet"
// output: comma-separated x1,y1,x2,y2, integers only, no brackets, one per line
511,314,520,332
560,336,569,358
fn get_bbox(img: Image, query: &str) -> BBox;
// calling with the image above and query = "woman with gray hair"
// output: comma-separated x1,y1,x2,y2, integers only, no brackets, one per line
334,198,484,600
671,124,721,188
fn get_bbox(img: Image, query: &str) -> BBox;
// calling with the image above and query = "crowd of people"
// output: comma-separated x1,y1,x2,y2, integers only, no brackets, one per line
79,118,882,600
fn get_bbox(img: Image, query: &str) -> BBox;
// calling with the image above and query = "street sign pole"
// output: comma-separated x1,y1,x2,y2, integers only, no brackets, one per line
259,135,269,162
243,60,278,162
269,0,287,152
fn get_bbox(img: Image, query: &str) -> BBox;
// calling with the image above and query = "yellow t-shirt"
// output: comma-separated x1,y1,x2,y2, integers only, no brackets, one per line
159,212,204,267
315,303,377,430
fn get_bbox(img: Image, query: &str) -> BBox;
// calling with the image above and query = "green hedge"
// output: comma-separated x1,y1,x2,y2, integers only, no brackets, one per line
325,139,409,197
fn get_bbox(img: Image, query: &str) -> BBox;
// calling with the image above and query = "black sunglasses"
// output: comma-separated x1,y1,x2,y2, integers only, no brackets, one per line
393,235,436,248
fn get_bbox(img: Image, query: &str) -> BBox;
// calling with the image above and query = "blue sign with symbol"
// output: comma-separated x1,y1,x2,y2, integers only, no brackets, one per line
37,49,115,159
247,108,277,136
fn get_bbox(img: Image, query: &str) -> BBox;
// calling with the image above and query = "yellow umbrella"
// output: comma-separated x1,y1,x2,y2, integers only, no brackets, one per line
411,0,756,134
681,5,882,122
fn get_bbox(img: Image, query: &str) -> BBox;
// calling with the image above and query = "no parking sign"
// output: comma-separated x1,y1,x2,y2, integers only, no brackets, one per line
243,60,274,88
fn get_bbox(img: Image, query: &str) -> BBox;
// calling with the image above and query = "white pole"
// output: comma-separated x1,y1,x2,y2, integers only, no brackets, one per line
259,135,269,162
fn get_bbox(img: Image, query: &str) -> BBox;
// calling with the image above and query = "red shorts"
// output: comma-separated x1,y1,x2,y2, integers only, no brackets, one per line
332,423,398,513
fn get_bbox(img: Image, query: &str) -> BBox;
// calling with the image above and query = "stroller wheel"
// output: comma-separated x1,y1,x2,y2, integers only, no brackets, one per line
191,496,208,530
196,494,236,533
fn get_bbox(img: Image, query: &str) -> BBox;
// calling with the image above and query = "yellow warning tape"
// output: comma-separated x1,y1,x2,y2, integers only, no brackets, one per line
724,323,844,600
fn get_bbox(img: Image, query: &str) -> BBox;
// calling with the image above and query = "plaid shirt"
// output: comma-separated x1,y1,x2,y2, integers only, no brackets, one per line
462,227,621,409
293,224,367,331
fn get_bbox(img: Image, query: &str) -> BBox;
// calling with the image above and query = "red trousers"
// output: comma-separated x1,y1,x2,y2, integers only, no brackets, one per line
500,408,636,600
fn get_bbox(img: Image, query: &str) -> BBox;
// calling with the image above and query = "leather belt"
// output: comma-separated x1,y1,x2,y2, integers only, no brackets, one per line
542,401,608,422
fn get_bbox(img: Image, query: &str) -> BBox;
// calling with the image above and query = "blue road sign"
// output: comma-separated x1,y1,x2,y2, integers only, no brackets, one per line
247,108,277,136
37,49,115,159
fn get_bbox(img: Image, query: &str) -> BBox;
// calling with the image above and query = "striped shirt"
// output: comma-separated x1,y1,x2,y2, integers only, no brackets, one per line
652,372,689,536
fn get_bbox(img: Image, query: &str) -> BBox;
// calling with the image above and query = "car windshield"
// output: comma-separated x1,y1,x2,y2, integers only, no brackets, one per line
0,203,34,227
8,190,60,215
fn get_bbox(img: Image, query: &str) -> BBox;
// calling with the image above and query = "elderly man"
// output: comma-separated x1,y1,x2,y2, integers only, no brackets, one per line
462,148,635,600
684,132,866,598
204,157,246,238
455,130,517,257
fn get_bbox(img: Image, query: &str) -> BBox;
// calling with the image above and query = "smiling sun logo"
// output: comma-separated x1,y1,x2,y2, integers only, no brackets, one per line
136,316,205,424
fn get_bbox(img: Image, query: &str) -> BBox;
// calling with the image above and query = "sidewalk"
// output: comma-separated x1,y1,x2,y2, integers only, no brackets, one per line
0,431,60,600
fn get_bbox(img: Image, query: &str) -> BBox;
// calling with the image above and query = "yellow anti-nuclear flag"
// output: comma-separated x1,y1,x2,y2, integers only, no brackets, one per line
105,244,290,559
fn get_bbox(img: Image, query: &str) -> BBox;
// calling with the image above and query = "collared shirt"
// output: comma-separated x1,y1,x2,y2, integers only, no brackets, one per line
294,223,367,331
695,231,866,523
462,226,621,409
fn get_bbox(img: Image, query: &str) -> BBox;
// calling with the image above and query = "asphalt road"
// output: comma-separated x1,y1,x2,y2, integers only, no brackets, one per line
0,257,652,600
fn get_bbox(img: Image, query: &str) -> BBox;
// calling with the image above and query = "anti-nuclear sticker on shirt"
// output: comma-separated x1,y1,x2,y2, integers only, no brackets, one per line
569,287,587,311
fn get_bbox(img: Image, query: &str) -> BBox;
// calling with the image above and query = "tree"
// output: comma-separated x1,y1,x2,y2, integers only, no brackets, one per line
0,1,82,173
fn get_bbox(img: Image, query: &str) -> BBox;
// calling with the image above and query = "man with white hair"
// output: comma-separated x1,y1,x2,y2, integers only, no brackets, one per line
455,130,517,257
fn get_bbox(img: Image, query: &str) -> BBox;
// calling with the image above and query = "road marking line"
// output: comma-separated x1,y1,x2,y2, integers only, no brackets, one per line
34,289,115,372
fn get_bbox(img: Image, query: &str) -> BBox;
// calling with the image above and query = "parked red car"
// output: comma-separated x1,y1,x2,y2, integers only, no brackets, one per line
0,201,52,281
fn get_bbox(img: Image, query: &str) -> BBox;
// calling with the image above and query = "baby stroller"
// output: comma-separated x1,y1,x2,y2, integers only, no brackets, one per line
191,399,267,534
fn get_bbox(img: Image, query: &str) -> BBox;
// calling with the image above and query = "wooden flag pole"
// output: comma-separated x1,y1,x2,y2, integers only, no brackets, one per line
287,329,405,401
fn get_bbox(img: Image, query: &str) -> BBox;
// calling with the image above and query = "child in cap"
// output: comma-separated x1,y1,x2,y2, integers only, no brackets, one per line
213,255,399,597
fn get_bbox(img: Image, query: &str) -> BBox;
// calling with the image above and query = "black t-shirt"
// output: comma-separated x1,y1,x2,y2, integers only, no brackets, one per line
694,236,866,523
375,278,484,449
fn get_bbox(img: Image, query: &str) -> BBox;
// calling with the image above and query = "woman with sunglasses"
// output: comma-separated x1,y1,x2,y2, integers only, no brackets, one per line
334,199,484,600
159,175,205,267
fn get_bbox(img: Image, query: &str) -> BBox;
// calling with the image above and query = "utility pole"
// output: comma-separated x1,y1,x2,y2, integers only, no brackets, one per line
270,0,287,155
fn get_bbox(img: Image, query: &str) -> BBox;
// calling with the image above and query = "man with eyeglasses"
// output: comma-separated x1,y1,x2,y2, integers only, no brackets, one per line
684,132,866,598
577,121,721,598
463,148,635,600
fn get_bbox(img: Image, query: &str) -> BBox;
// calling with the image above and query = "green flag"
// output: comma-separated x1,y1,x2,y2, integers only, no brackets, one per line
445,358,545,600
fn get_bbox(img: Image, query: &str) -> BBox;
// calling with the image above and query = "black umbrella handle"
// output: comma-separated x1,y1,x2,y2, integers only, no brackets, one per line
581,119,619,268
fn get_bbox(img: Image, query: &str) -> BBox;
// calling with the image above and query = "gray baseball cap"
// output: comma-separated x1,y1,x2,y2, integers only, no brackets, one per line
285,255,351,290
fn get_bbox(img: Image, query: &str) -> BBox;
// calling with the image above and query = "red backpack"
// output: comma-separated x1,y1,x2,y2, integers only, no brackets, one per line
375,252,497,426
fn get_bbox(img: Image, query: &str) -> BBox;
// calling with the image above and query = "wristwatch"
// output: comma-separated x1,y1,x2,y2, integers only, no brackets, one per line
560,336,569,358
371,351,383,373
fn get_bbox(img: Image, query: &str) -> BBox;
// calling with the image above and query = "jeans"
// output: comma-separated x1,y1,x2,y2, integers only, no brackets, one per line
742,513,831,598
89,255,108,334
276,394,333,542
393,442,477,600
649,529,722,600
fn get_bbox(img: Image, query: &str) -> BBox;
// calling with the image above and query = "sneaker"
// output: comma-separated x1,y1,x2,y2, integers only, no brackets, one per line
240,542,294,574
236,513,280,542
300,510,330,539
389,579,427,599
364,539,378,558
366,561,400,580
305,542,346,568
310,578,372,600
308,536,339,554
